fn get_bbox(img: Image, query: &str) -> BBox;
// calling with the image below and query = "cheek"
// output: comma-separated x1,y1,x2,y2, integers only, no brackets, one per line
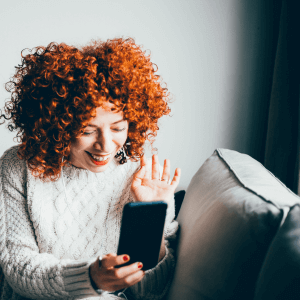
117,130,128,146
70,137,90,153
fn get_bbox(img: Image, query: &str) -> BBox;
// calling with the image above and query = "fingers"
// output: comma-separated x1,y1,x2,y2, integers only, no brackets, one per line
101,253,130,269
107,261,144,280
141,155,150,179
161,159,170,182
170,167,181,188
132,156,149,185
114,268,144,289
153,155,180,186
110,268,145,291
152,154,160,180
98,254,145,291
134,154,181,189
140,155,147,168
101,254,144,277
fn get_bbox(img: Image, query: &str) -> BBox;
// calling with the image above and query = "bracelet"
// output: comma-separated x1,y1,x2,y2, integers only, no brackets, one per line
95,289,110,295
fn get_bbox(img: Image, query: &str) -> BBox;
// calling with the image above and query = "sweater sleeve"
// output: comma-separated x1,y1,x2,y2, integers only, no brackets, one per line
0,148,101,299
126,193,178,300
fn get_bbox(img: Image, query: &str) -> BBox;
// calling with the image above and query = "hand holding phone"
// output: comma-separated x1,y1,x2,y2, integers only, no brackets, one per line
89,253,145,293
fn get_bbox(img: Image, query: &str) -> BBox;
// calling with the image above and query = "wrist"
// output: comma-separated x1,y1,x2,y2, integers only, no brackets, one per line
89,258,110,295
159,237,166,261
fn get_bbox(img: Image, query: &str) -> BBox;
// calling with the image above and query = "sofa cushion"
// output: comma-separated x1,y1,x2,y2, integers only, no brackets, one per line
254,204,300,299
167,149,300,300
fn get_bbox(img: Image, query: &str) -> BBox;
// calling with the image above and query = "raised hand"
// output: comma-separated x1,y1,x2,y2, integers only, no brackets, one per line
89,254,144,292
131,154,181,203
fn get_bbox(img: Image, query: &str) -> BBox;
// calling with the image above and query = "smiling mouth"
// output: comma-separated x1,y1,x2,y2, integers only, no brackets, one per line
86,151,111,165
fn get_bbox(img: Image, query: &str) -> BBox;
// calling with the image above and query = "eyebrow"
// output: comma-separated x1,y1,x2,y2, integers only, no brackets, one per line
86,119,126,127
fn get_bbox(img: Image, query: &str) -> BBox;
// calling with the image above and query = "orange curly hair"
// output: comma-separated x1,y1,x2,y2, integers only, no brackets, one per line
1,38,171,181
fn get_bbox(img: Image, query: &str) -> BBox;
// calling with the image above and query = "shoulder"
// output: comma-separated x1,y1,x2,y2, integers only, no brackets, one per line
0,145,27,188
0,145,26,170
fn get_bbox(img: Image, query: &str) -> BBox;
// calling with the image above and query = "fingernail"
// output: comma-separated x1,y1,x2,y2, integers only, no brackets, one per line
138,263,143,268
123,255,129,262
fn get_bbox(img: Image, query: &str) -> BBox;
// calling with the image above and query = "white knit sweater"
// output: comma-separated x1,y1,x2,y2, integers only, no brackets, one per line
0,146,178,300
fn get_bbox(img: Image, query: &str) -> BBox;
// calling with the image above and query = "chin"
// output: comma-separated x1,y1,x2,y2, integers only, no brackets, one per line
89,164,110,173
85,155,114,173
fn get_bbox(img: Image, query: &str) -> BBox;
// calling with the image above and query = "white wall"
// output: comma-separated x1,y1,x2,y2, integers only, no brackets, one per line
0,0,276,190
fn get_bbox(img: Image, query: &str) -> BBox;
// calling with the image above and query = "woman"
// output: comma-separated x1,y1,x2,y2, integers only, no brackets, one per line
0,38,181,299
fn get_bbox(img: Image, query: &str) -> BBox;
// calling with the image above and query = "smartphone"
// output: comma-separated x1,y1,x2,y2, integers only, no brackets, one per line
117,201,167,271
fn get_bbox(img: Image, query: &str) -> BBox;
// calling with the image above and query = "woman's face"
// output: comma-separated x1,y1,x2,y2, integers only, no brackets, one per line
69,103,128,172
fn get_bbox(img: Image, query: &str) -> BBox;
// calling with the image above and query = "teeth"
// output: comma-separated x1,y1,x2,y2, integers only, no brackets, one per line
90,153,111,162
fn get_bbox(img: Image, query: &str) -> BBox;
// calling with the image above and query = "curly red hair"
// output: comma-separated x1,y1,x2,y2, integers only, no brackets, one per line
0,38,171,181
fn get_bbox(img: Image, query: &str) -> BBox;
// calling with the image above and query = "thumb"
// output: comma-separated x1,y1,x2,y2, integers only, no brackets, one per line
132,156,148,188
132,164,147,186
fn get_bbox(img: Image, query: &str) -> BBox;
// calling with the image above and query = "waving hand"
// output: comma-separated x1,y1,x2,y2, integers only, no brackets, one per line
131,155,181,203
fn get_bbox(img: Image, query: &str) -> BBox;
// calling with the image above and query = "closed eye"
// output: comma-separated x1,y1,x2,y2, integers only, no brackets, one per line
113,128,126,132
82,131,95,135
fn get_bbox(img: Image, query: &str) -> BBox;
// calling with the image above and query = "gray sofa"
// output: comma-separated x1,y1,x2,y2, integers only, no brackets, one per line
167,149,300,300
1,149,299,299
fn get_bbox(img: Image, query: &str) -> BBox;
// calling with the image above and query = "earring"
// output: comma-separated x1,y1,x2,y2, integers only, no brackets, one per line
115,147,127,164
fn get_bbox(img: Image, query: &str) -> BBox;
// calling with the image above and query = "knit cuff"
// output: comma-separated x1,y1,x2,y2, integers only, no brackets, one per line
127,245,175,300
62,258,101,299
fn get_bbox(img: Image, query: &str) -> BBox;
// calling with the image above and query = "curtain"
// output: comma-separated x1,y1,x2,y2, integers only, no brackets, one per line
264,0,300,195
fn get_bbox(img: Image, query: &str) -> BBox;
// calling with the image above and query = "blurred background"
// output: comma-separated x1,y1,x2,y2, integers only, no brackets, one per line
0,0,295,191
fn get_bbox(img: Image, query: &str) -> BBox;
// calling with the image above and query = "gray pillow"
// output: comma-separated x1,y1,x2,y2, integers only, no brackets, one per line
167,149,300,300
254,203,300,299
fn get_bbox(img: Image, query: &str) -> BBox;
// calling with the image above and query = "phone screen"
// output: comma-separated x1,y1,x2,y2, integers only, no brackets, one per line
117,201,167,270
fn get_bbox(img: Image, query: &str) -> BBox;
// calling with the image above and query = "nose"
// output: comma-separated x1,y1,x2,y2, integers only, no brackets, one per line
93,129,114,153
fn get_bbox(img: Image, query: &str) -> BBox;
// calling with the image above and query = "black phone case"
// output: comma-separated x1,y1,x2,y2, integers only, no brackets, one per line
117,201,167,271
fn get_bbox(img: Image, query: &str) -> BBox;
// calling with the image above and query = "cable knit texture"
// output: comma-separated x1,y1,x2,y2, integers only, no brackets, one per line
0,146,178,300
